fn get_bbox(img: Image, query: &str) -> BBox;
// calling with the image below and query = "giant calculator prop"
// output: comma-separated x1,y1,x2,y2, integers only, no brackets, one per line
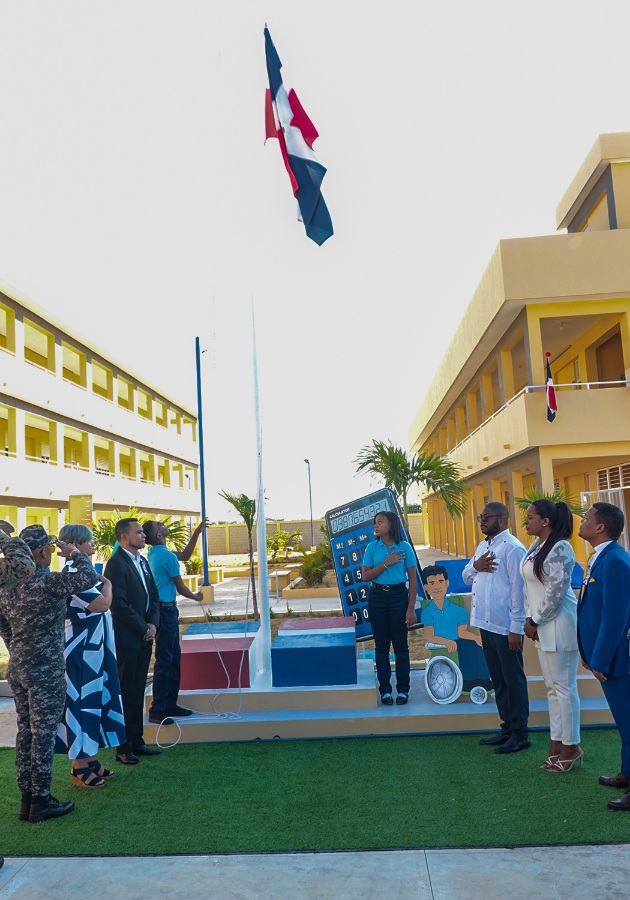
325,488,425,641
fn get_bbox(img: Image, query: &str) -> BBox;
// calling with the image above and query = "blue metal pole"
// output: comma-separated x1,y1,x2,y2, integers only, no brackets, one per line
195,336,209,586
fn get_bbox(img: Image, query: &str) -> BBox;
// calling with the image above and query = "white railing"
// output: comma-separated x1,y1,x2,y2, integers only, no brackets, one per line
446,380,629,456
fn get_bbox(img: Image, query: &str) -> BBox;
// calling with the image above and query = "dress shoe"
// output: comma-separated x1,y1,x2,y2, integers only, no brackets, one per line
381,693,394,706
133,744,162,756
165,705,193,717
479,732,510,746
395,693,409,705
149,713,175,725
495,736,531,754
599,773,630,789
18,792,32,821
608,790,630,811
115,750,140,765
28,794,75,823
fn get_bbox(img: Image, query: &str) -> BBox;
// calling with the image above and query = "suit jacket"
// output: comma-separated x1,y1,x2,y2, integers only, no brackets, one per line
577,541,630,679
104,547,160,650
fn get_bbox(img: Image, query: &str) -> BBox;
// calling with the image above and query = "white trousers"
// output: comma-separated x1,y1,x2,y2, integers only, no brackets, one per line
537,646,581,745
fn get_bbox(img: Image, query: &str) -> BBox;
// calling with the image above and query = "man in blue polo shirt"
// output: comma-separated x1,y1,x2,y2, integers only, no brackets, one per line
143,519,208,725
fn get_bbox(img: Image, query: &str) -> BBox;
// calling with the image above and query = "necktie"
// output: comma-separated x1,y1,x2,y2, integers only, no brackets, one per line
579,550,596,603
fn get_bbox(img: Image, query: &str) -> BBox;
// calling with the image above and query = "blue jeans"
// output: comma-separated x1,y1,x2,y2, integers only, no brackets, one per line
150,605,181,716
367,585,410,695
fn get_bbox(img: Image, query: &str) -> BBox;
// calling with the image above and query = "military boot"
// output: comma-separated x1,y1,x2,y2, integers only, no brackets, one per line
28,794,74,823
18,792,31,821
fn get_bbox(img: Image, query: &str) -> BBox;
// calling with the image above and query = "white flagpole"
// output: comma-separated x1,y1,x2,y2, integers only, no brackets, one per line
252,302,272,675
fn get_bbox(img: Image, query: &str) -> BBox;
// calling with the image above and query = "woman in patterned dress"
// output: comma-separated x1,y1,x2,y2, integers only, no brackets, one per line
56,524,126,787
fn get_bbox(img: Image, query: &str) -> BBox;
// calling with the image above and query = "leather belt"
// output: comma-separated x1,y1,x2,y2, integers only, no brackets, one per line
159,601,177,607
370,582,406,592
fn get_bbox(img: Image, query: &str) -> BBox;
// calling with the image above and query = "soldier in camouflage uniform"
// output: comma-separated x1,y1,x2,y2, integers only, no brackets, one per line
0,530,35,862
0,525,99,824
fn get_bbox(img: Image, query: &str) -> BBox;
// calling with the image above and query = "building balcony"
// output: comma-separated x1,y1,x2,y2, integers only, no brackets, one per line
0,454,199,513
443,381,630,476
0,347,197,462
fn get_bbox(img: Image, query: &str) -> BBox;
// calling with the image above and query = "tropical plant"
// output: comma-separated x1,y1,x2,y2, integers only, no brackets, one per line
354,440,466,525
299,547,328,586
514,486,585,530
218,490,259,620
91,507,189,560
267,529,303,561
184,555,203,576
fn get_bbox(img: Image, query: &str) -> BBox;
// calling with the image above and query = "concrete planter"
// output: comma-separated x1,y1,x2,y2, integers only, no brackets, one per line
0,680,13,697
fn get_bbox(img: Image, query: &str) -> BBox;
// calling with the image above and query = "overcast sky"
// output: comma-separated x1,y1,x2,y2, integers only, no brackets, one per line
0,2,628,522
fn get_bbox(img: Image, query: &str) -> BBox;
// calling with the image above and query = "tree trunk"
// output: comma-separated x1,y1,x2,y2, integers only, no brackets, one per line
248,530,260,620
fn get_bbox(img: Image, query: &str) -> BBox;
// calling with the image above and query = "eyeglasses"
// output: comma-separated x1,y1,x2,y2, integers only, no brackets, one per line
476,514,500,523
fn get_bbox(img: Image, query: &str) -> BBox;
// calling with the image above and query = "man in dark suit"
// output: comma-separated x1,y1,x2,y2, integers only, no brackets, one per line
105,518,161,765
577,502,630,810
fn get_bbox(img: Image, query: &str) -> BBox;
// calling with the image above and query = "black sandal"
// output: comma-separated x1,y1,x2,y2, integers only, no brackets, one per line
71,766,106,788
88,759,115,779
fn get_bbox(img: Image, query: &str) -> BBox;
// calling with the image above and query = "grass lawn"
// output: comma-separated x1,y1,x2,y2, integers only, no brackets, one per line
1,729,629,857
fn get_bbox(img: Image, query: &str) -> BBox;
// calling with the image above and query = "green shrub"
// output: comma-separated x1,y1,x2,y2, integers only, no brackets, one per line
300,549,327,586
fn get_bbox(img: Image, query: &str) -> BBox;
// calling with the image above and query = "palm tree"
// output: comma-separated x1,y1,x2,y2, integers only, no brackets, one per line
354,440,466,525
514,486,585,531
218,490,259,620
91,507,189,560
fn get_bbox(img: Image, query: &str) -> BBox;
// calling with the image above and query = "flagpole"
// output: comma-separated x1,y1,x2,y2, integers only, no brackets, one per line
195,337,209,586
252,304,272,674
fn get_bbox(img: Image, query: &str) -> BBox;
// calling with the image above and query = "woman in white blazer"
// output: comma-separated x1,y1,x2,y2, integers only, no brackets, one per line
521,499,582,772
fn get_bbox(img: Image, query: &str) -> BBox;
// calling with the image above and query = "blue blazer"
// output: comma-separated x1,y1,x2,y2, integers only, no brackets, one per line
577,541,630,679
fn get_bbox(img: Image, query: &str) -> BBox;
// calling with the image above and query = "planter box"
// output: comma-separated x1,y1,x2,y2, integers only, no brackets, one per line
0,680,13,698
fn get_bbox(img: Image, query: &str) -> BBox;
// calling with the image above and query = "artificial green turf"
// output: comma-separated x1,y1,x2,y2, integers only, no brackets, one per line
1,729,629,856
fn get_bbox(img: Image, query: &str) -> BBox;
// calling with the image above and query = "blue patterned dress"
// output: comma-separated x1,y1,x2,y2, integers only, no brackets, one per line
56,562,126,758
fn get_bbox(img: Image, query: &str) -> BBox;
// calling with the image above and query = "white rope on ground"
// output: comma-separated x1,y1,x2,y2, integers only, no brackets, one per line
154,575,253,748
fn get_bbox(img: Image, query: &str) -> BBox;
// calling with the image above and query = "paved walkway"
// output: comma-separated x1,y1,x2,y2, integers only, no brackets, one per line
0,845,628,899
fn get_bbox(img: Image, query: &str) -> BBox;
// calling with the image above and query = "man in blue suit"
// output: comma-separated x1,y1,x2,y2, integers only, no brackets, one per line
577,502,630,810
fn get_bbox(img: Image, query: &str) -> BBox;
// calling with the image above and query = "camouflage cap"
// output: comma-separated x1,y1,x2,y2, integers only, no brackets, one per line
19,524,58,550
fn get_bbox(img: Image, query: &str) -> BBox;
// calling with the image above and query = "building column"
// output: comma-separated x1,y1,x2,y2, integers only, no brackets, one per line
13,314,25,358
108,440,119,477
525,308,545,385
507,469,526,543
537,449,556,494
490,477,502,502
81,431,95,471
455,407,467,444
54,338,63,379
466,391,479,432
52,421,64,467
12,408,26,459
481,373,496,420
499,350,515,404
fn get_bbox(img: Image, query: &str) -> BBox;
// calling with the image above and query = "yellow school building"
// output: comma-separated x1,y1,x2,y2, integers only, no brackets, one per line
409,133,630,565
0,278,199,555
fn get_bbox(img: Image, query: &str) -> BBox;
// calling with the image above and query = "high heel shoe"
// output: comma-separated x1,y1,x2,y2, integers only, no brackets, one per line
71,766,106,788
540,754,560,770
548,748,583,773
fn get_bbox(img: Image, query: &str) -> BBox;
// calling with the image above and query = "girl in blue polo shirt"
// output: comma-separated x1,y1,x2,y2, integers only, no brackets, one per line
361,511,417,705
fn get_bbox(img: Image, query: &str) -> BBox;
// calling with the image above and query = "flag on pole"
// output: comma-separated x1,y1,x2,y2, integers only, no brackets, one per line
546,352,557,422
264,26,333,246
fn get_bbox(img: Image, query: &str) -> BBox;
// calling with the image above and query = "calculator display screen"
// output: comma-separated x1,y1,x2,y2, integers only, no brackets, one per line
325,488,424,641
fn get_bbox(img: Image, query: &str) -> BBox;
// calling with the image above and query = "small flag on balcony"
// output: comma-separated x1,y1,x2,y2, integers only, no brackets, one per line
546,352,557,422
264,26,333,246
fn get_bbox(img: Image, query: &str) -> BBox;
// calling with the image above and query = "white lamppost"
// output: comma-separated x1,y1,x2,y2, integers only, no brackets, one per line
304,458,315,549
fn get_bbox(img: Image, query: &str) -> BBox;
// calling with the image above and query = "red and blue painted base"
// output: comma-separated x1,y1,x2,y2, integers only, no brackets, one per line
271,623,358,687
180,636,256,690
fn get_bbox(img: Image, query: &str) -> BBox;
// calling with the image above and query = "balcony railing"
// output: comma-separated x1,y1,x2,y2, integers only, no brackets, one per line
446,380,629,456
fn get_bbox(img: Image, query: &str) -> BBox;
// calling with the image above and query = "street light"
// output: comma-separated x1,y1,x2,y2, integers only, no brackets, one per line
304,458,315,549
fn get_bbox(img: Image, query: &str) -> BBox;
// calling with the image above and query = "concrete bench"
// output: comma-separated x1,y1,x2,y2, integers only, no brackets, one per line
268,569,292,592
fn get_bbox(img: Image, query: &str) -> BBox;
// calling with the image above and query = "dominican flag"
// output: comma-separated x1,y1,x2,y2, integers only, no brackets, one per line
264,26,333,246
546,352,557,422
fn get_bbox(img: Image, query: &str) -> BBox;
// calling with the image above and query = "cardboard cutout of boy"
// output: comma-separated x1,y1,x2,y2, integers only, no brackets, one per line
421,565,482,664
